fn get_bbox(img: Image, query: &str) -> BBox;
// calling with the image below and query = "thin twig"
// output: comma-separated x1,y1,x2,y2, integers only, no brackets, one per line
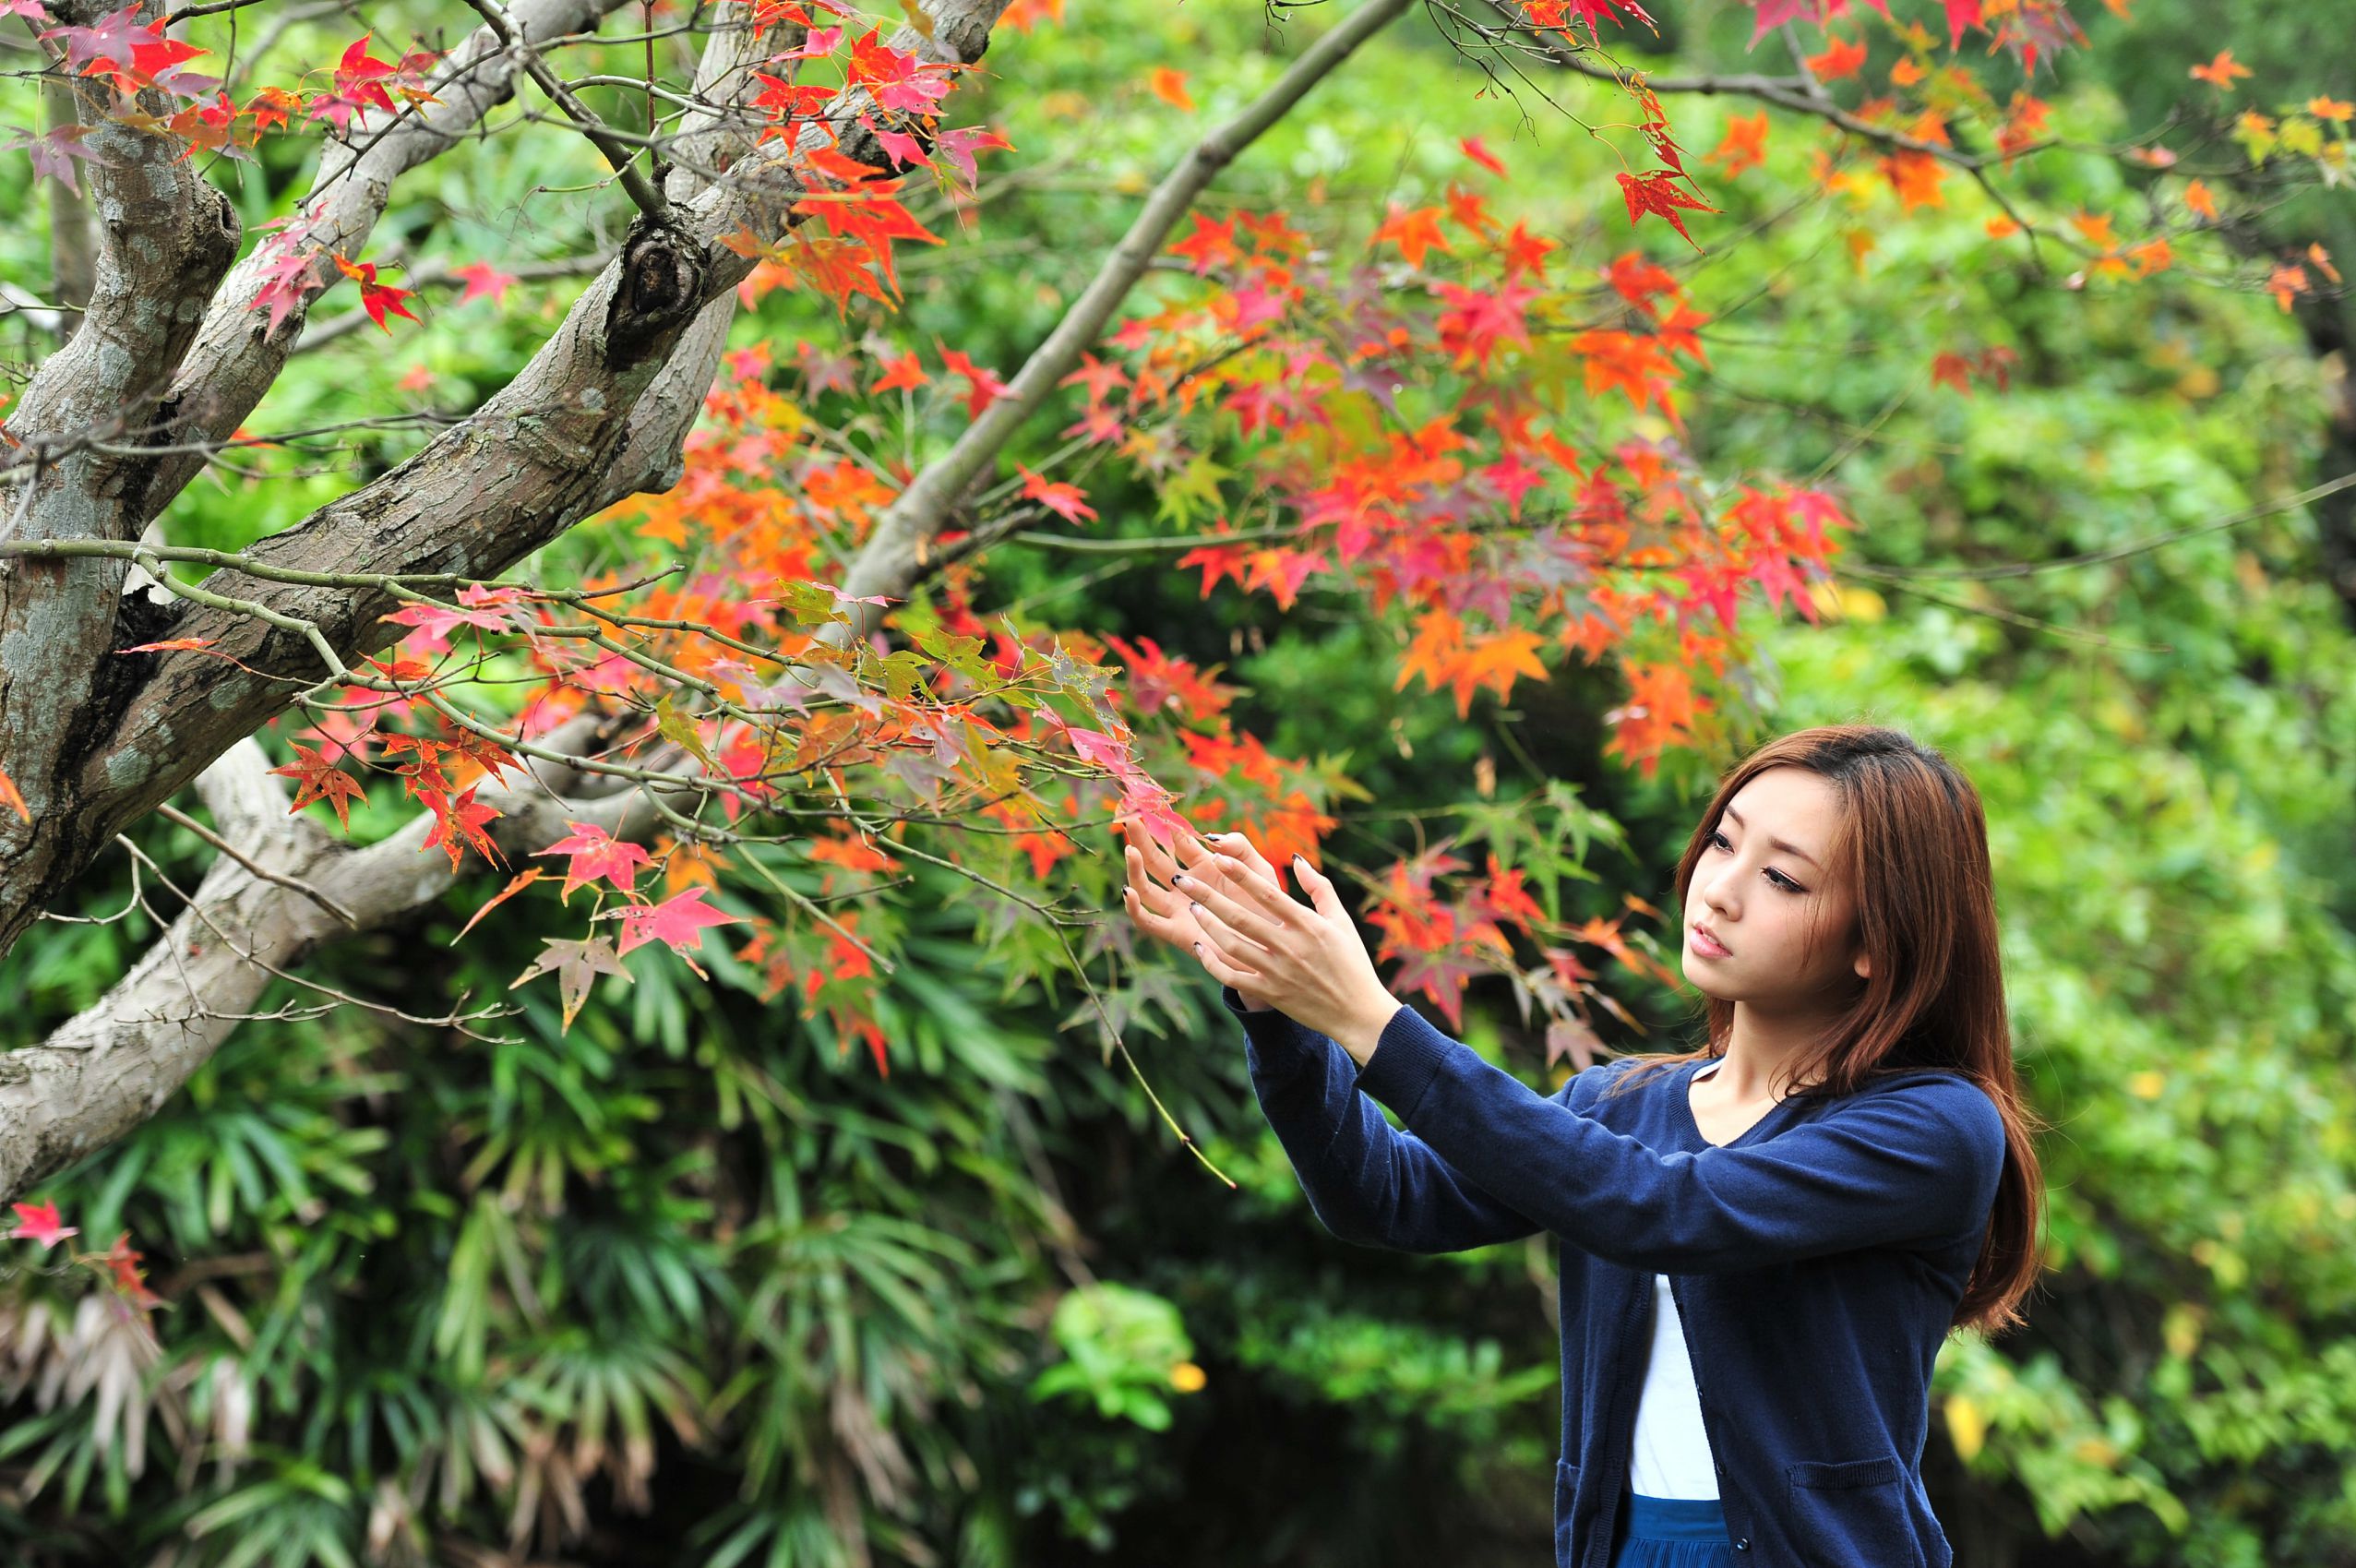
153,802,362,930
458,0,674,223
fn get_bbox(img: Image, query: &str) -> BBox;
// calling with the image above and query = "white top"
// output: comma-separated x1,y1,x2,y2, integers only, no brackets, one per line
1627,1273,1720,1498
1628,1060,1724,1501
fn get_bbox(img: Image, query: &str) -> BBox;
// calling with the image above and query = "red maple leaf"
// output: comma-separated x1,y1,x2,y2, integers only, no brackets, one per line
930,124,1011,189
1,123,107,197
418,784,505,871
332,253,420,332
610,887,744,976
98,1232,161,1309
1460,135,1509,176
269,742,369,830
1017,463,1098,524
333,33,397,114
248,233,328,339
937,346,1014,419
1615,170,1721,250
8,1200,78,1250
1941,0,1983,50
532,820,655,901
846,29,955,114
1168,212,1242,275
750,71,839,137
451,260,518,305
44,6,214,98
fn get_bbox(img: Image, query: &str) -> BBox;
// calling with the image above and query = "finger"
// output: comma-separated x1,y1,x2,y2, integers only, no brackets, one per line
1123,846,1193,940
1176,830,1273,904
1204,831,1283,885
1130,820,1206,890
1284,851,1333,911
1176,871,1282,952
1125,844,1190,919
1190,928,1266,989
1198,833,1305,920
1168,833,1246,908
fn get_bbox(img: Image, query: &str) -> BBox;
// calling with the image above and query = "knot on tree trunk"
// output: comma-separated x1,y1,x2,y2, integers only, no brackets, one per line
604,217,707,372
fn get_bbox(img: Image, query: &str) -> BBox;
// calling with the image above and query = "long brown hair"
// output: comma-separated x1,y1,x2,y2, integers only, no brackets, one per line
1603,724,2047,1338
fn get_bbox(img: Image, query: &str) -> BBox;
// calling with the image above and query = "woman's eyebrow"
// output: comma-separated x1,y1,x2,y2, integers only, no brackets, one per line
1723,807,1822,869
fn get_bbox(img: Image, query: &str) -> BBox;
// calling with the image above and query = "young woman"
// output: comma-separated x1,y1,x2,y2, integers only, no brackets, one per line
1120,724,2047,1568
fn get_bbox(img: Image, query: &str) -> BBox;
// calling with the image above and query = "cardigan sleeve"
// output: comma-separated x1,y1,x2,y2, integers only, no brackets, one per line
1223,984,1594,1254
1349,999,2009,1275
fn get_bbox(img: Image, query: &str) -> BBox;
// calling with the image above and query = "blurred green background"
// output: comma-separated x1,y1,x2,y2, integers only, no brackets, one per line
3,1,2352,1564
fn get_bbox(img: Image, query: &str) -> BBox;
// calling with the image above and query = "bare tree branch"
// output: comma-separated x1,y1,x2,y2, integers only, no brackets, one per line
458,0,676,224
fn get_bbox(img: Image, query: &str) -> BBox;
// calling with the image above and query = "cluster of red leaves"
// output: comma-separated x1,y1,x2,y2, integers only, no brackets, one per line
1931,343,2020,393
6,1201,161,1312
254,579,781,1032
30,7,440,174
720,1,1014,318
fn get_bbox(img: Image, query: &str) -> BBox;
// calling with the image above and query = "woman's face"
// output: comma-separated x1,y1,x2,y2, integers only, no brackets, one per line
1680,765,1867,1005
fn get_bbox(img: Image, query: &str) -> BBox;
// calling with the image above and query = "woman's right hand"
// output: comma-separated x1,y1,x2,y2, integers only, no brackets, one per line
1120,822,1275,1011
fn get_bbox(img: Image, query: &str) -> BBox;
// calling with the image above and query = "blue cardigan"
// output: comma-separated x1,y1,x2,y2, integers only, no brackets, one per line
1221,985,2007,1568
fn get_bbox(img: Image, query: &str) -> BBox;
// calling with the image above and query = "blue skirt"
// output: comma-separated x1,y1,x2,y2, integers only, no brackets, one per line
1608,1490,1734,1568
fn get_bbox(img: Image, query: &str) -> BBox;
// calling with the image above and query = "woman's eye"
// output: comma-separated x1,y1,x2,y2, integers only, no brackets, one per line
1707,831,1801,892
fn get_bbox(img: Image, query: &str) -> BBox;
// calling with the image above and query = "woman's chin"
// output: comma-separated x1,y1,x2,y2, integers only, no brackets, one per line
1680,963,1733,999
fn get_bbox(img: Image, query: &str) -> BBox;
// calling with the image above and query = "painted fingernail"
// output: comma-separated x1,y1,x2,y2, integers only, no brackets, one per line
1190,902,1204,916
1171,873,1187,886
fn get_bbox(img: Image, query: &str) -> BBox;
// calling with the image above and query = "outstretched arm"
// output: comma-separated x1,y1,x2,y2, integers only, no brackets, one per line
1226,984,1573,1254
1346,1001,2007,1275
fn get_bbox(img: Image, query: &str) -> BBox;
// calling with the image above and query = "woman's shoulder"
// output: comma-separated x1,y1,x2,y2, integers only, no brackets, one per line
1570,1052,1691,1113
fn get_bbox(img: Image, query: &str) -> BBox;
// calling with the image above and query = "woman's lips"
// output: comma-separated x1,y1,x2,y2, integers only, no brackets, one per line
1689,925,1731,958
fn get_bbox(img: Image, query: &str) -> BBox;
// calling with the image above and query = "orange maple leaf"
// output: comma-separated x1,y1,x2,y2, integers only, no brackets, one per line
1879,150,1945,210
1706,112,1769,177
2266,263,2310,313
872,349,928,392
2128,237,2172,278
1147,66,1193,112
2188,50,2251,90
1806,35,1868,81
2069,209,2117,248
1602,660,1701,779
1371,201,1453,269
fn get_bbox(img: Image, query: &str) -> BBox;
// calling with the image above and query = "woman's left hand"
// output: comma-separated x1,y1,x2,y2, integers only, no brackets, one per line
1171,833,1405,1067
